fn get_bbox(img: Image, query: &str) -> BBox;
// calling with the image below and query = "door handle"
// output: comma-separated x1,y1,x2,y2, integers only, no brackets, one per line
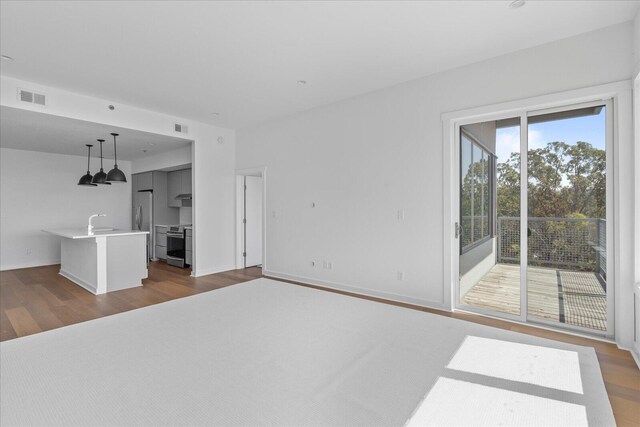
455,222,463,239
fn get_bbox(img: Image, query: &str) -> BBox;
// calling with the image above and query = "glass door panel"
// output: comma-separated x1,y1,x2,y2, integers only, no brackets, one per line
526,105,608,331
458,118,521,317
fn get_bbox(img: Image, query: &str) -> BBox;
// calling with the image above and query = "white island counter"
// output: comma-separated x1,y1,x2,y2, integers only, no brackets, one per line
43,228,149,295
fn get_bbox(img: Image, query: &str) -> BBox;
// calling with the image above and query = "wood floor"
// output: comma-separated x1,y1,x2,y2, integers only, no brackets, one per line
1,262,638,426
462,264,607,331
0,262,262,341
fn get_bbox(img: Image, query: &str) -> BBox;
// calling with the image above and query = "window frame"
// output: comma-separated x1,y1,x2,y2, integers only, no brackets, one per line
459,129,495,254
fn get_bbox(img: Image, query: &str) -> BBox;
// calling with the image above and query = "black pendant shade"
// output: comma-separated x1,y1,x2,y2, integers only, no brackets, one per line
106,133,127,183
78,144,97,186
91,139,111,185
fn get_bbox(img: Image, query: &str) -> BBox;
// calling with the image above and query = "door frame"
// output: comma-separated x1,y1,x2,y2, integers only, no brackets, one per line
235,166,267,270
443,81,630,339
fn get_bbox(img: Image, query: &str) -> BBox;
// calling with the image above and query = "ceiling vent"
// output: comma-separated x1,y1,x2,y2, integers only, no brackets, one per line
18,88,46,106
174,123,188,134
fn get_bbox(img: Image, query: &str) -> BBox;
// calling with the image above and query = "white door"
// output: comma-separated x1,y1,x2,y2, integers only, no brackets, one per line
244,176,263,267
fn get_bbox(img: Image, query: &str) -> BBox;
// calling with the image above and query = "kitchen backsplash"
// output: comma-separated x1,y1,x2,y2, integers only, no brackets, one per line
179,207,192,225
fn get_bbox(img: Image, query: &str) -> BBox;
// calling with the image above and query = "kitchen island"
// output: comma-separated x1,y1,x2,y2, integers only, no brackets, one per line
42,228,149,295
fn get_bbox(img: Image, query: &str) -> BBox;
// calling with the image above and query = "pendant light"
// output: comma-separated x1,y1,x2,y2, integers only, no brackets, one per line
91,139,111,185
78,144,97,186
106,133,127,183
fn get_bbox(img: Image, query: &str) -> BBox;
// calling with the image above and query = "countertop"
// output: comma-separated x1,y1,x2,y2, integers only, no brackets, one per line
42,228,150,239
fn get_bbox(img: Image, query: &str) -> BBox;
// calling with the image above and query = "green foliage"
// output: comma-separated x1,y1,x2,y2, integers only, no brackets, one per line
494,140,606,272
496,141,605,219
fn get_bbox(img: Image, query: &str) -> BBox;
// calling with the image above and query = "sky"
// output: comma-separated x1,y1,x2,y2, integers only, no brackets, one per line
495,108,606,163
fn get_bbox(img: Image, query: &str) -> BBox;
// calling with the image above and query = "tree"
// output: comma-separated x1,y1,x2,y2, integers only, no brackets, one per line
497,141,605,219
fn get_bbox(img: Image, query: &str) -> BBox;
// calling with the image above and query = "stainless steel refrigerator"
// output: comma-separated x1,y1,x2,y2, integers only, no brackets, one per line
133,190,154,261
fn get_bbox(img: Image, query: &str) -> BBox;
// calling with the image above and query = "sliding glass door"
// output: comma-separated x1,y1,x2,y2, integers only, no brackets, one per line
459,118,521,319
526,104,610,332
457,100,612,336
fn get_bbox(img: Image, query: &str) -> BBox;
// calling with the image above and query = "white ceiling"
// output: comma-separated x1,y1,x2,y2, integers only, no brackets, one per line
0,106,191,161
0,1,638,129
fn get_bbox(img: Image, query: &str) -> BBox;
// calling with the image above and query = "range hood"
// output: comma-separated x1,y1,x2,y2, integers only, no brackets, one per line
175,193,192,200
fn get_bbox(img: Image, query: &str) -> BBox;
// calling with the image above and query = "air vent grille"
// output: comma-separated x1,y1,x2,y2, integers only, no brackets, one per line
33,93,46,105
20,90,33,103
18,89,46,106
174,123,188,134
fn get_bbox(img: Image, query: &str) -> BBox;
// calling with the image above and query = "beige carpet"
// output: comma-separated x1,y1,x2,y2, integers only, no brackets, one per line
1,278,614,426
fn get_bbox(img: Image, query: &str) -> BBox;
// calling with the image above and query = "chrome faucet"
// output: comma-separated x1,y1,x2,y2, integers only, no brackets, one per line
88,214,107,232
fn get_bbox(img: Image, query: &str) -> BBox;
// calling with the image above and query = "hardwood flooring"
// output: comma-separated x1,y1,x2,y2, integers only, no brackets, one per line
1,262,638,425
0,262,262,341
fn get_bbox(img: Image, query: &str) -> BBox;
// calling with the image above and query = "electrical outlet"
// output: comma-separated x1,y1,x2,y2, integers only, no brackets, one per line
25,248,32,255
397,271,404,280
397,210,405,221
327,262,332,270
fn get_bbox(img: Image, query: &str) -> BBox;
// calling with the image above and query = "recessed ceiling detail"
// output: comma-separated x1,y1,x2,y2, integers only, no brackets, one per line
0,1,637,129
0,106,192,161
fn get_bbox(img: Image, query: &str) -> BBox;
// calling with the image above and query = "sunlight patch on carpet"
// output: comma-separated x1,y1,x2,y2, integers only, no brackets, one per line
406,377,588,427
447,336,583,394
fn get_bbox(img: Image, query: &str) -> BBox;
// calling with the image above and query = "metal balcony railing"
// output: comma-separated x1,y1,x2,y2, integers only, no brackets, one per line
497,217,606,277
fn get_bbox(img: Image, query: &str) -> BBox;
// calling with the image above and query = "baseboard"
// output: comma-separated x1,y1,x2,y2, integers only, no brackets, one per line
617,345,640,369
0,259,60,272
631,349,640,369
192,264,236,278
59,269,97,294
263,269,446,310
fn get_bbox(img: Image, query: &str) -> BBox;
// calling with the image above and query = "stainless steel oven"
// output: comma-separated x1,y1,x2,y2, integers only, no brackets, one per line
166,226,186,268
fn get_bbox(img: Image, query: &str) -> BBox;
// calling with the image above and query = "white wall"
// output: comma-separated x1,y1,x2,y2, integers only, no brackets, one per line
460,240,497,298
0,76,236,276
236,23,636,339
631,9,640,361
633,10,640,78
634,74,640,362
0,148,132,270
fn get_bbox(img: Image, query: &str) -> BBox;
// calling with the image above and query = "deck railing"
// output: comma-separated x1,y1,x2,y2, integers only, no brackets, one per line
497,217,606,276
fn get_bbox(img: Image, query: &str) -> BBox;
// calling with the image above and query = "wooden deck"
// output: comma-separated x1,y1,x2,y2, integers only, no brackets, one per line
461,263,607,331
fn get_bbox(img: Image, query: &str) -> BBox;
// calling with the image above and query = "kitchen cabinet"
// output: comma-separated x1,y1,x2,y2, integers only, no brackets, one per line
156,246,166,260
167,168,192,207
185,228,192,266
134,172,153,192
167,171,181,207
155,226,167,260
181,169,192,193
